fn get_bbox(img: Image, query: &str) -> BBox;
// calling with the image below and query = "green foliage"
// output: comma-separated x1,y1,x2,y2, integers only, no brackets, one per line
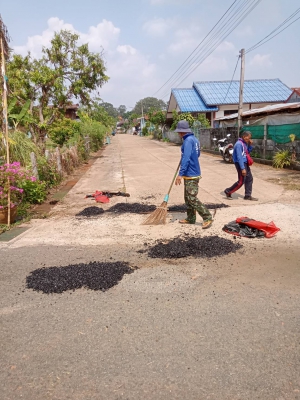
85,102,116,128
48,118,80,146
79,121,106,152
7,30,109,142
273,150,291,168
132,97,167,115
98,102,118,118
142,126,148,136
1,130,38,167
8,99,34,130
171,111,210,130
37,158,62,188
148,109,166,127
18,179,47,204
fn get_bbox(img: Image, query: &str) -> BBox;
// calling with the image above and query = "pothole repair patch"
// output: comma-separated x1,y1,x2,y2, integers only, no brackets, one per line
26,262,137,294
145,235,242,259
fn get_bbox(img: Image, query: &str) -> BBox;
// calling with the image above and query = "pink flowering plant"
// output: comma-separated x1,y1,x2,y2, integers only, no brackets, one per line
0,162,24,210
0,162,38,209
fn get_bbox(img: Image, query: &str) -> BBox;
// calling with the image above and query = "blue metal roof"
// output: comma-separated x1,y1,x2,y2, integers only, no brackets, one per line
193,79,292,105
172,88,218,112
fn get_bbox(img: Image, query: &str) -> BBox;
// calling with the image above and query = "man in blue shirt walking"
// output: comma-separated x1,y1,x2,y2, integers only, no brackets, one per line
175,120,213,229
224,131,258,201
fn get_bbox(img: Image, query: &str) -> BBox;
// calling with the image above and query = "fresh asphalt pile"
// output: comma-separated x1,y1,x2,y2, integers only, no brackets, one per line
168,203,229,212
75,206,104,217
147,235,242,259
26,262,136,294
107,203,156,214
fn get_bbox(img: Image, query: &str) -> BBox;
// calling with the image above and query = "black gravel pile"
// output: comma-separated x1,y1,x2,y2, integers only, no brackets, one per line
107,203,156,214
75,206,104,218
26,262,136,294
168,203,229,212
147,235,242,259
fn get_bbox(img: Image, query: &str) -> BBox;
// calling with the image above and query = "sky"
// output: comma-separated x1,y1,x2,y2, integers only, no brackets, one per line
2,0,300,109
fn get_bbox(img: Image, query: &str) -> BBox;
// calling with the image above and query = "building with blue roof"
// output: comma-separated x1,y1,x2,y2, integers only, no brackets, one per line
166,79,293,127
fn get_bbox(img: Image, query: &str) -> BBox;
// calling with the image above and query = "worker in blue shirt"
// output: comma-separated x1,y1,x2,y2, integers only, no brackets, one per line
224,131,258,201
175,120,213,229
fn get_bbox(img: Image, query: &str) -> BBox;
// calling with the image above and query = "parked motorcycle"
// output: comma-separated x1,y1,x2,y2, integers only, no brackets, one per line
213,134,234,163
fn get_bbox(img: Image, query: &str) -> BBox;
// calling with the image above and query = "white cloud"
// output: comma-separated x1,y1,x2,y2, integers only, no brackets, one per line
13,17,157,107
168,26,200,54
13,17,120,58
250,54,272,68
143,17,175,37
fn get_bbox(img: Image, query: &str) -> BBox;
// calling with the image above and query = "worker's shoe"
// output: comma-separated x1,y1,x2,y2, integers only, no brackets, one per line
179,219,195,224
244,196,258,201
202,219,213,229
224,190,232,200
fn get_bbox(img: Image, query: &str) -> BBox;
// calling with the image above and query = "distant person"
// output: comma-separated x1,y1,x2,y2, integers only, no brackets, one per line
111,130,116,136
224,131,258,201
175,120,213,229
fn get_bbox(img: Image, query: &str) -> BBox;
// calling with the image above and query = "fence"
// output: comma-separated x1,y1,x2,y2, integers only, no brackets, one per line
30,143,85,180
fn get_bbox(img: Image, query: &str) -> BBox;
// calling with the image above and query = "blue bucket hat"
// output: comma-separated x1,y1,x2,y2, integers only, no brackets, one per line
174,120,192,133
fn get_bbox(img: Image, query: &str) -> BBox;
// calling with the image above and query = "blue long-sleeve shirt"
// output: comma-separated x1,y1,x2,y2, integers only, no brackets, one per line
233,138,253,169
179,133,201,177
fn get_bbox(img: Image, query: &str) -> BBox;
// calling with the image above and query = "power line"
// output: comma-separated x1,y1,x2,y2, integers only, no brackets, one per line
223,54,240,102
152,0,239,97
246,8,300,53
155,0,250,98
160,0,261,99
171,0,261,93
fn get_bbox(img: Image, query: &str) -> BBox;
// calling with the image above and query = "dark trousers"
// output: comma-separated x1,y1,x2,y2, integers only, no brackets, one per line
226,162,253,197
184,179,212,223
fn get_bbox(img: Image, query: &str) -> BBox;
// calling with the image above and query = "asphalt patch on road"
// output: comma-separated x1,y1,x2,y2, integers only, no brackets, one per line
107,203,156,214
168,203,229,212
26,262,137,294
146,235,242,259
75,206,104,218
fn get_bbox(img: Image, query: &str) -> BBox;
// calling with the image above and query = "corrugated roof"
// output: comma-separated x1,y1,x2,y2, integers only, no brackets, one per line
172,88,218,112
216,102,300,121
193,79,292,105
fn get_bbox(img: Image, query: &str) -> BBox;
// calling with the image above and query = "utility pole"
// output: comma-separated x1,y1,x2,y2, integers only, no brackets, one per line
238,48,245,133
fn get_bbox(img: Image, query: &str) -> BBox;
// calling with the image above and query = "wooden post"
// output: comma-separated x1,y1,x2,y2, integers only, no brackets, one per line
1,36,11,226
30,152,39,180
45,149,50,161
263,123,267,160
238,49,245,134
56,147,62,174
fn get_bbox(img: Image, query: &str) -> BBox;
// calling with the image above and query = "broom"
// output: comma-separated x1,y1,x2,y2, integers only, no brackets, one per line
142,160,181,225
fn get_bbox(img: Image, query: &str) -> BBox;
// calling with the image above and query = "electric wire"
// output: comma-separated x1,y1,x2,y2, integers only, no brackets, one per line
156,0,250,98
246,8,300,53
223,54,240,102
160,0,261,99
152,0,239,96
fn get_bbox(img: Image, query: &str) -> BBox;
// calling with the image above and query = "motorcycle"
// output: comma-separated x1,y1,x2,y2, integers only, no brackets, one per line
213,134,233,163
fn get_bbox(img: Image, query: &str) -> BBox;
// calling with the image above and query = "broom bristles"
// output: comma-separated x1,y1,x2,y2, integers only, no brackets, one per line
142,201,168,225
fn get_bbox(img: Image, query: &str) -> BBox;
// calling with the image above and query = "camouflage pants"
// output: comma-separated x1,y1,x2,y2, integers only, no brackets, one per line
184,179,212,224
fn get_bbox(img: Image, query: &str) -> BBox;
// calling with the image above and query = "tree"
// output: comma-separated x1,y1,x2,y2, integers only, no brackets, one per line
98,102,118,118
87,102,116,128
148,109,166,127
171,111,210,130
7,30,109,143
132,97,167,115
117,105,127,117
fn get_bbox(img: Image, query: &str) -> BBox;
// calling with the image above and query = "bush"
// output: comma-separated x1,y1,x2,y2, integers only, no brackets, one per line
273,150,291,168
79,121,106,152
1,130,39,167
48,118,80,146
18,179,47,204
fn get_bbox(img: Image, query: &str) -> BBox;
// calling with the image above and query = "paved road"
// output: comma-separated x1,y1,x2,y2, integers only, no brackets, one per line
1,134,300,400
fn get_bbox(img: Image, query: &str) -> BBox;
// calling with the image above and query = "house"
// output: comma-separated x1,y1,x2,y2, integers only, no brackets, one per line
65,104,79,120
286,88,300,103
166,79,293,127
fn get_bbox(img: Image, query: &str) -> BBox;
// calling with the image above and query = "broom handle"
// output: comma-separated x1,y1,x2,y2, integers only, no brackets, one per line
163,160,181,203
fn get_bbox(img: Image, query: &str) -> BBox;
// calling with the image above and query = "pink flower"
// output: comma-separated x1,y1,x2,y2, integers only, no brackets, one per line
30,176,37,182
